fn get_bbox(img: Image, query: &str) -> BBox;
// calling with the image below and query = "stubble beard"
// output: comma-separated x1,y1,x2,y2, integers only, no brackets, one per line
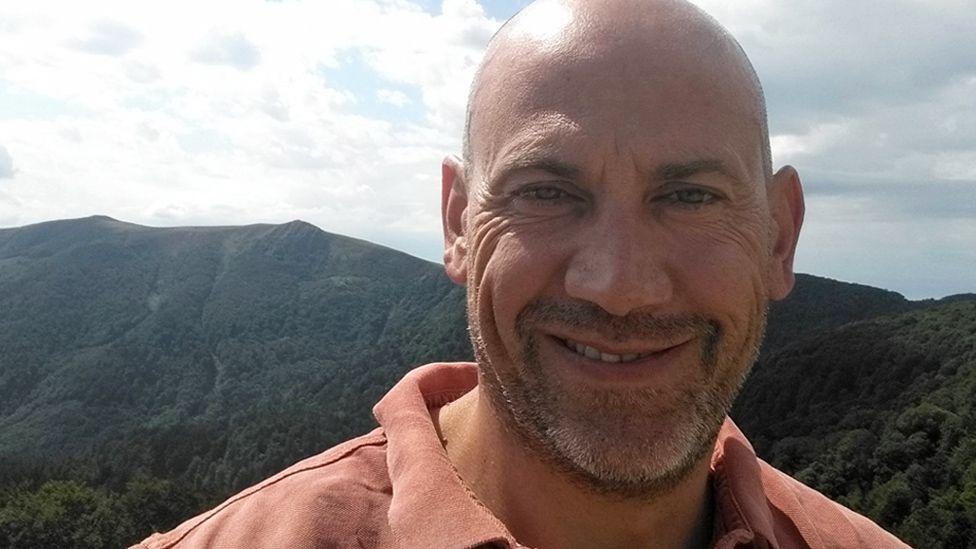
470,297,767,500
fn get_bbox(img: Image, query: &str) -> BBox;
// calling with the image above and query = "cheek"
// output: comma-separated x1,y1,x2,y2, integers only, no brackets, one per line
669,219,770,327
479,228,569,354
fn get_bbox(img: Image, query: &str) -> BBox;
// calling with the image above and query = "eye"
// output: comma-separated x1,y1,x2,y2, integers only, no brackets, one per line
518,185,573,202
661,188,719,206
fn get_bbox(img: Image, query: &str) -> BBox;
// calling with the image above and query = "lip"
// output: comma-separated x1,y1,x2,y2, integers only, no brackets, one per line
553,334,686,358
541,333,696,385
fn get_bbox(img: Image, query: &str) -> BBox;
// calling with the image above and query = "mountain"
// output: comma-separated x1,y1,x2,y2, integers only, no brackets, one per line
0,216,468,479
0,216,972,548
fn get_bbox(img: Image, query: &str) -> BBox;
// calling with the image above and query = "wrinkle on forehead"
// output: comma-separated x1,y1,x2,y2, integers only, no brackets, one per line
477,111,583,186
473,103,764,197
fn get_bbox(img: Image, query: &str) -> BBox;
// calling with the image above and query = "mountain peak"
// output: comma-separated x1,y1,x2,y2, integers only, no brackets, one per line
282,219,314,228
275,219,322,237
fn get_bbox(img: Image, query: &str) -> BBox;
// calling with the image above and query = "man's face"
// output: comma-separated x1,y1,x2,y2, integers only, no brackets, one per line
446,31,797,497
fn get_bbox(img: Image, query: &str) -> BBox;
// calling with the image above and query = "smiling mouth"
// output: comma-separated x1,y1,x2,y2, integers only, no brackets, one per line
557,337,681,364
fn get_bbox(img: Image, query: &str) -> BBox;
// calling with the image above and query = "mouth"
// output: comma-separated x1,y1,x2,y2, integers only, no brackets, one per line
555,336,685,364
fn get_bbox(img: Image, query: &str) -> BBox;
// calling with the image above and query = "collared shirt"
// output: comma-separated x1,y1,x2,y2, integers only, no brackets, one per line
135,362,909,549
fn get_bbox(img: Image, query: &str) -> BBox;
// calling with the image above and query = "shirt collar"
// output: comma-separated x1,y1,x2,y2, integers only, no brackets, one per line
374,362,518,548
710,419,779,548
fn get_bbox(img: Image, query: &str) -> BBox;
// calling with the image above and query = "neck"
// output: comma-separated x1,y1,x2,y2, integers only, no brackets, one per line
435,387,715,549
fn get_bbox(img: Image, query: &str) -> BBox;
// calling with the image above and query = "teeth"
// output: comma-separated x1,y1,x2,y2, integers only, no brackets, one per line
565,339,647,364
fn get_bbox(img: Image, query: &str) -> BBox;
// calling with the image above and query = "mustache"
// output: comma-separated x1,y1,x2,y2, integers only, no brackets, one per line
516,298,719,342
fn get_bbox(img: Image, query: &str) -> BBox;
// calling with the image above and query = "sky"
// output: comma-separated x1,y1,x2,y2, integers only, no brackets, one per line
0,0,973,300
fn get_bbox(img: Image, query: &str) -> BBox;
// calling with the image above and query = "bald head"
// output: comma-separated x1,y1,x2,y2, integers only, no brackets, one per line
462,0,771,185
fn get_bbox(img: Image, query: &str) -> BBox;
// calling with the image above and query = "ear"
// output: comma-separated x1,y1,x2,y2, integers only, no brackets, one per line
441,155,469,285
766,166,805,300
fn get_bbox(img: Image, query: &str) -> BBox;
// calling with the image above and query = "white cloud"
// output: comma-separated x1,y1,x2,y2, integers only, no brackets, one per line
191,31,261,70
770,121,852,162
357,0,496,133
66,19,142,56
0,145,14,179
934,152,976,182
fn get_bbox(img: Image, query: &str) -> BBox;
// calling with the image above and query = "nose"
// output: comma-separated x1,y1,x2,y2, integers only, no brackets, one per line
564,211,674,317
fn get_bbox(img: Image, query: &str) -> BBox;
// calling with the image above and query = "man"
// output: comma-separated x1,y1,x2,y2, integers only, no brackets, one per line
136,1,908,547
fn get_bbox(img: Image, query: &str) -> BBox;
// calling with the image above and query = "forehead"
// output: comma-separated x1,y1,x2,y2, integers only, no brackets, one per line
470,41,764,181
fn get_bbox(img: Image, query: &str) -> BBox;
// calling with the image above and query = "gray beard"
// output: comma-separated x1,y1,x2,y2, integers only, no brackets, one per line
469,297,766,501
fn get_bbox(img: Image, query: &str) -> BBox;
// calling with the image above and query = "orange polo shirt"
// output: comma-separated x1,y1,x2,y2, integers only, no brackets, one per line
134,362,909,549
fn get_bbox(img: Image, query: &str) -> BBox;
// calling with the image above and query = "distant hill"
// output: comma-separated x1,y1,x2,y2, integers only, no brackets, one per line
759,273,916,351
0,216,972,548
733,300,976,546
0,216,467,477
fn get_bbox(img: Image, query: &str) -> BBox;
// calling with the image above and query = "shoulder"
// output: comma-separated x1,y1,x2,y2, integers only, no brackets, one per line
133,428,393,549
757,459,910,549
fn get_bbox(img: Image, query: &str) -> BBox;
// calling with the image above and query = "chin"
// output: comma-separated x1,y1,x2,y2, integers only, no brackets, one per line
539,381,732,499
508,363,737,499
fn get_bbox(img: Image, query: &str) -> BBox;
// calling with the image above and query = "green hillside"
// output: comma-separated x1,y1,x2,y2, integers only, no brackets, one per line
0,216,972,548
733,300,976,547
0,216,470,546
0,216,468,458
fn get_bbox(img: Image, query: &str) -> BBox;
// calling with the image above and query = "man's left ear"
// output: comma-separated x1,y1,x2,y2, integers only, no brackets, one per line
766,166,805,300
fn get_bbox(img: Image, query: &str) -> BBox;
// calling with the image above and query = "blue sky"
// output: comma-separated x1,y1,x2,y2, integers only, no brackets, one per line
414,0,531,18
0,0,973,299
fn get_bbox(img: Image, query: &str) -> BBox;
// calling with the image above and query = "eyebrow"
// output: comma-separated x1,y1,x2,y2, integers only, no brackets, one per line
654,159,733,181
491,156,583,186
